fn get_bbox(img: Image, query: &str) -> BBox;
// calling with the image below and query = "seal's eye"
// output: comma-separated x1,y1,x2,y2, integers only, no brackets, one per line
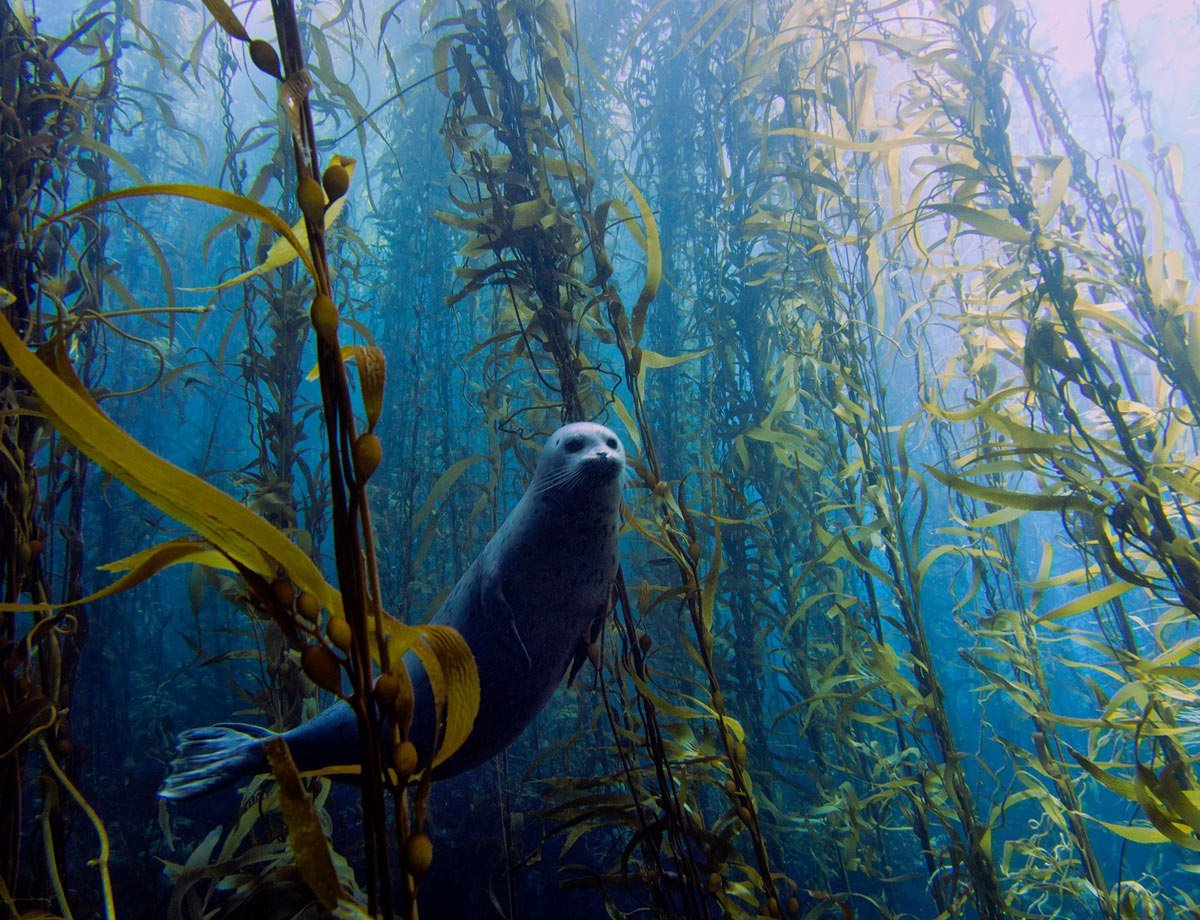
605,437,618,450
564,437,585,453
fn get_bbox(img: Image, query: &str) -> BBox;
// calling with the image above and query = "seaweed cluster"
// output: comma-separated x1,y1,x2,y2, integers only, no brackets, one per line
2,0,1200,917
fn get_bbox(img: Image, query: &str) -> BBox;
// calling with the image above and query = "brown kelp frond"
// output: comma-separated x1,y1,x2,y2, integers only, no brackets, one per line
1,2,120,912
161,774,365,920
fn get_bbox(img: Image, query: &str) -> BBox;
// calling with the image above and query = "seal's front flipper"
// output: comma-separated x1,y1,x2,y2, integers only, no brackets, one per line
566,637,590,686
159,722,274,800
480,557,531,669
566,609,607,687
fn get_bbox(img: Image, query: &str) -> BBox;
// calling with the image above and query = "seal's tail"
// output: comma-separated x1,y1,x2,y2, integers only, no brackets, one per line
159,722,275,800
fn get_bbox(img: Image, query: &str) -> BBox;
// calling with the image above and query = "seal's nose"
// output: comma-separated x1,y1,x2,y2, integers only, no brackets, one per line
586,449,620,472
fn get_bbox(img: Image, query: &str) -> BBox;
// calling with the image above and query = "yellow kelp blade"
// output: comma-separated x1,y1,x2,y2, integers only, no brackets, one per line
1036,580,1134,624
927,466,1097,515
0,537,232,614
405,624,480,768
1069,748,1138,801
196,155,357,293
639,347,710,369
1080,813,1175,846
37,183,315,280
100,537,235,576
199,0,249,42
264,738,343,910
0,313,340,616
6,0,32,34
411,454,490,530
623,174,661,344
1132,764,1200,851
305,343,387,431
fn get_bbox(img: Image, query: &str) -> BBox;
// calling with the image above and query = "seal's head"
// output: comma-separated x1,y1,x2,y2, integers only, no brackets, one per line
535,422,626,494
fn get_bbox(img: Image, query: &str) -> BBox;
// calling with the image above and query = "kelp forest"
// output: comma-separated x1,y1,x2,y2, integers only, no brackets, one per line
2,0,1200,916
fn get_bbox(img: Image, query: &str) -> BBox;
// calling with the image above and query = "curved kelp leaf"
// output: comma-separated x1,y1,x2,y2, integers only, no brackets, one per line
37,183,316,280
1036,581,1134,624
403,625,480,768
199,0,250,42
0,314,339,615
1133,764,1200,851
624,174,661,344
639,347,710,369
412,455,490,531
289,617,479,781
0,537,232,614
305,342,386,431
264,738,343,910
67,133,148,185
927,466,1097,515
1069,748,1138,801
926,203,1031,243
195,155,357,293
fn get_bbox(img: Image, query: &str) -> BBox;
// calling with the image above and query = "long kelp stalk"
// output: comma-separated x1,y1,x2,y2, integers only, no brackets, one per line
216,22,319,735
0,1,104,907
932,0,1200,614
264,1,397,913
685,3,1011,913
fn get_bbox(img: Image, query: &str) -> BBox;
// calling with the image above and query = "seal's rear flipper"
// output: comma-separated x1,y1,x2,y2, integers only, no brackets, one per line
159,722,274,800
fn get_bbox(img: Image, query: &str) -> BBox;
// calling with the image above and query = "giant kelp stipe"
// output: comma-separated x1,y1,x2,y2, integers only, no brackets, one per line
2,0,1199,917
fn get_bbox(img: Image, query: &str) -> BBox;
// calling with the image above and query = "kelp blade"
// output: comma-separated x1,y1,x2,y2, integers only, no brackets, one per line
0,313,341,616
264,738,343,910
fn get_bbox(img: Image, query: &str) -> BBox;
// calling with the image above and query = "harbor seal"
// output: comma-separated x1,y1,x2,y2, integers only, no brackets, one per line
160,422,625,799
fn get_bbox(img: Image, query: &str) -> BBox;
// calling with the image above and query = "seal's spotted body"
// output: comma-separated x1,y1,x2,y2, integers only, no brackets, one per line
406,422,625,775
422,422,624,767
160,423,625,798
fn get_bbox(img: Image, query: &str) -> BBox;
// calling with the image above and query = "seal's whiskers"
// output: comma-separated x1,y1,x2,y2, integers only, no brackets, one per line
536,466,583,494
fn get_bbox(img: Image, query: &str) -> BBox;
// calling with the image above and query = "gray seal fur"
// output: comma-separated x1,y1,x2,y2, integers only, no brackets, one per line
159,422,624,798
